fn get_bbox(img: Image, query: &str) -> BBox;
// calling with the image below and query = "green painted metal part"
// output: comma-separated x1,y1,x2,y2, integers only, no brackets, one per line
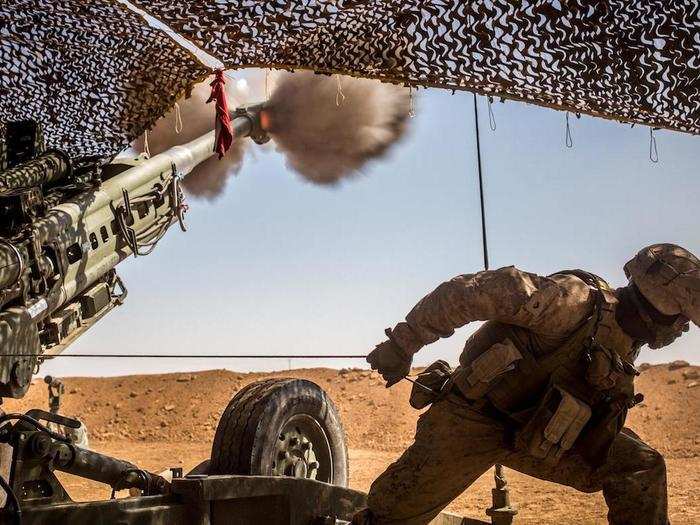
11,475,367,525
7,473,490,524
0,111,260,399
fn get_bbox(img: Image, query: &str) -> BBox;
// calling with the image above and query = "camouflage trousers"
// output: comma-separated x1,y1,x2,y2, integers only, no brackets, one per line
364,397,668,525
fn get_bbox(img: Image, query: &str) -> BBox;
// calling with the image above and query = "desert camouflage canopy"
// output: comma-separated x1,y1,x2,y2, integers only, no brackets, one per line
132,0,700,134
1,0,698,159
0,0,209,159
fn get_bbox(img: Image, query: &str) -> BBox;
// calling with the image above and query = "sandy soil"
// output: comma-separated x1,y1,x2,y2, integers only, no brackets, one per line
5,363,699,524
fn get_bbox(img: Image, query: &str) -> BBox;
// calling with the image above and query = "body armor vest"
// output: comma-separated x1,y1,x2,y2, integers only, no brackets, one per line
451,271,639,465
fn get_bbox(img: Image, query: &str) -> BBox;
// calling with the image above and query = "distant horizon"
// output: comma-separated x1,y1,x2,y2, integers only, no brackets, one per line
35,359,699,380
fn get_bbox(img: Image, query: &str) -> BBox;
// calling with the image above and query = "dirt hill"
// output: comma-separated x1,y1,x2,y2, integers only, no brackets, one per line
3,363,699,524
7,363,699,458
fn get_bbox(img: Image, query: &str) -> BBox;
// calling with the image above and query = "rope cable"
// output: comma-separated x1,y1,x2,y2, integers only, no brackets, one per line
174,102,183,134
473,93,490,271
2,354,368,359
649,127,659,163
335,74,346,107
487,96,497,131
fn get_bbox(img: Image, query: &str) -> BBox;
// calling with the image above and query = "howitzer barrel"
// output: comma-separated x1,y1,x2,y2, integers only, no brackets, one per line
0,150,70,196
29,113,257,306
170,114,253,176
0,109,263,397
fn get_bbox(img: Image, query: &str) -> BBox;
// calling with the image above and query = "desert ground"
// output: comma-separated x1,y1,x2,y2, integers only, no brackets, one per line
5,363,699,524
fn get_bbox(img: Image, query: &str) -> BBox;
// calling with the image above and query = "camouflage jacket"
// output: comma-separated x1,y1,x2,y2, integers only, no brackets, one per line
390,266,643,464
391,266,636,362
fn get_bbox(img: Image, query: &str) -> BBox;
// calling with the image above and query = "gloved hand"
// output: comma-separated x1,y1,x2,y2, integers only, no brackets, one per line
367,333,412,387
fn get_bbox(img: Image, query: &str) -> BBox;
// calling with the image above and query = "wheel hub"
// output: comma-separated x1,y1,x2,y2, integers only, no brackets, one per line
272,423,323,480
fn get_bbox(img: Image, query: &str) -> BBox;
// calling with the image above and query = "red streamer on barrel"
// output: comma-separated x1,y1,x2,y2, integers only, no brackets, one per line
206,69,233,159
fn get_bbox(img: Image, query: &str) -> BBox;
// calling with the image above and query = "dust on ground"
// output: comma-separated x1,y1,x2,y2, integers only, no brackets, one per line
5,363,699,524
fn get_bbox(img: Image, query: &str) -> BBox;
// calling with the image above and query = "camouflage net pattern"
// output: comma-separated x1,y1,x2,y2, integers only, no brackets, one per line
0,0,210,159
132,0,700,135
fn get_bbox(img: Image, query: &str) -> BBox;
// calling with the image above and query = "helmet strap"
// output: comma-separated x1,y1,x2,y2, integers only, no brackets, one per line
616,285,655,345
627,284,685,349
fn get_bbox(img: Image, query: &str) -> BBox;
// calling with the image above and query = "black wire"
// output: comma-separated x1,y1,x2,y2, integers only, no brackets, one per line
0,470,21,525
473,93,490,271
0,354,367,359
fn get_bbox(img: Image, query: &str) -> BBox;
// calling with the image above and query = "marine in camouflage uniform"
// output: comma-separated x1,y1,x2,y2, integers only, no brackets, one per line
356,244,699,525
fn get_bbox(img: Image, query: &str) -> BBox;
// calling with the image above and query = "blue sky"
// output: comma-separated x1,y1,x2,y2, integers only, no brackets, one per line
42,77,699,377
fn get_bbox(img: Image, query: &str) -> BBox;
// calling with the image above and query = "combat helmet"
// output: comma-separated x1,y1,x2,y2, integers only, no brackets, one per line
624,243,700,327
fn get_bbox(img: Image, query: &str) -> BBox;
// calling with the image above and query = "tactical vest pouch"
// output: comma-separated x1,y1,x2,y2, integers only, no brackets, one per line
576,393,636,467
515,384,592,465
455,339,523,400
409,360,452,409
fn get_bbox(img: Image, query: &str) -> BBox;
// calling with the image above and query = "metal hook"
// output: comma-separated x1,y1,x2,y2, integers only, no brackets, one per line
565,112,573,148
488,96,496,131
649,127,659,163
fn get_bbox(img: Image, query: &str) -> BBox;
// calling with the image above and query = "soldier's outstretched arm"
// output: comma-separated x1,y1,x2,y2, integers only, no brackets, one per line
368,266,592,385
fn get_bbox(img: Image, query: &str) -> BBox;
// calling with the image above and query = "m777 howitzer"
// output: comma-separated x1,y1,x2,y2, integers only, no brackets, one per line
0,106,362,522
0,107,364,525
0,103,481,524
0,106,268,400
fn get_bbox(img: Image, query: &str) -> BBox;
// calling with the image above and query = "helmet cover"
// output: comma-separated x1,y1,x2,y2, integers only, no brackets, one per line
624,243,700,327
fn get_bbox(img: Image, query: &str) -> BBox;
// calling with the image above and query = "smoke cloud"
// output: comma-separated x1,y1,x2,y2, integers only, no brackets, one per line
134,70,411,198
133,77,248,200
264,72,410,185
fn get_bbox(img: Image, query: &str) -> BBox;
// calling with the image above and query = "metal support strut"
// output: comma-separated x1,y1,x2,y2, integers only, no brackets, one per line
486,464,517,525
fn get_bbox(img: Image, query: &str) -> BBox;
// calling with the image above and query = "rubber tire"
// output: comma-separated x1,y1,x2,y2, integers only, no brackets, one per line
209,378,349,487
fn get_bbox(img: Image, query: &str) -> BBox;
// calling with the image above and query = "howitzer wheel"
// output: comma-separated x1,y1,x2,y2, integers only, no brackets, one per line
210,378,349,487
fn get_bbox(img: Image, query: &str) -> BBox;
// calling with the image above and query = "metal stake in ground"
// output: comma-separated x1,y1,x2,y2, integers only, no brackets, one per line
486,464,518,525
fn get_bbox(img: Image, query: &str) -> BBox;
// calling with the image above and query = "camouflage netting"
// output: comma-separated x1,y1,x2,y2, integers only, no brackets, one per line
1,1,698,161
0,0,210,159
131,0,700,135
